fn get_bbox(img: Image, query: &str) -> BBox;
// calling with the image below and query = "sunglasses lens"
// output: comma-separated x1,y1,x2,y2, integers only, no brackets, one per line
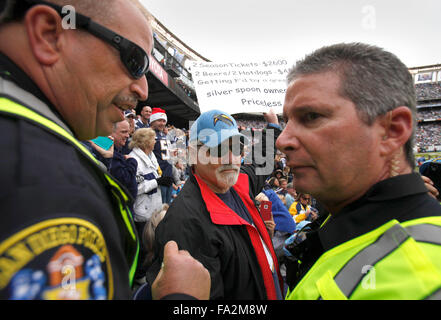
210,142,244,157
124,46,149,79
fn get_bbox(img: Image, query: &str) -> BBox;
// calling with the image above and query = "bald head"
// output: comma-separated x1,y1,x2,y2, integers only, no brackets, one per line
0,0,153,140
51,0,117,24
0,0,151,31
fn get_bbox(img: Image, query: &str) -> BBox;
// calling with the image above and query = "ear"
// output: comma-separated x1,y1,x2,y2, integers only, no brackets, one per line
378,106,413,157
24,5,64,65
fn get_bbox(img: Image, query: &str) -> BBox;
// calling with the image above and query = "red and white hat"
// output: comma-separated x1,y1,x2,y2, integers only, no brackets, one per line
149,108,167,124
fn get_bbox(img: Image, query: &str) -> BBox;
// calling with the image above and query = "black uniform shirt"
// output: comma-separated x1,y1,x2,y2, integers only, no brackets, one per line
0,54,133,299
290,173,441,287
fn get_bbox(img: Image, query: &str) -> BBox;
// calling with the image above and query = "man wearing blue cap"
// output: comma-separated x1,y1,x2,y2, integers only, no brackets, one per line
147,108,284,299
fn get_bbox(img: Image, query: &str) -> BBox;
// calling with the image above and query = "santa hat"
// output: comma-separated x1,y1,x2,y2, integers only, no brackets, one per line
149,108,167,124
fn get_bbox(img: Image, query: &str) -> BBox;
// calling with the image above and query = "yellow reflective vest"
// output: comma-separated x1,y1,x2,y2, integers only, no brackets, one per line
286,217,441,300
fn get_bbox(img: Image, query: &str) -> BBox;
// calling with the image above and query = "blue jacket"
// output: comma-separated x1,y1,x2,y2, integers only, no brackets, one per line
109,149,138,200
262,188,296,233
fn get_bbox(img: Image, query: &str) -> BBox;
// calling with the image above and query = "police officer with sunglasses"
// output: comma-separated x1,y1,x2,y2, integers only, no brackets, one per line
0,0,209,300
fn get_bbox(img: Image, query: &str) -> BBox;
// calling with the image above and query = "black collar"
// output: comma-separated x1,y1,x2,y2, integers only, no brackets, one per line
318,173,429,251
0,52,63,120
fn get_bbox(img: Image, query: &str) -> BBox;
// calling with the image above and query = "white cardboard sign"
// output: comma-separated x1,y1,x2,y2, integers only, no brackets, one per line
191,59,294,115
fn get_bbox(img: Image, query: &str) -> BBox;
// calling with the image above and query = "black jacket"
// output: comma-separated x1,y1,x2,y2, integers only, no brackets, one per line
147,126,283,299
0,54,136,300
285,173,441,290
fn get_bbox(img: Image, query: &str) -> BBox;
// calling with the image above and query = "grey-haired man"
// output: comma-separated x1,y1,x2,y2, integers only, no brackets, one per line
148,109,284,299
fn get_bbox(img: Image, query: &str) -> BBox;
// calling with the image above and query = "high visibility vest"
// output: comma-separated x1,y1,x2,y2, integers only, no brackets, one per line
286,217,441,300
0,96,139,286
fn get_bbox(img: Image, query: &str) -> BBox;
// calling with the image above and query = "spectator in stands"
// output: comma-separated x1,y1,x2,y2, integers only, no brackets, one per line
274,157,284,172
112,119,131,155
147,109,284,299
267,176,280,190
150,108,174,203
109,120,138,199
276,178,289,196
283,166,292,182
288,193,316,223
88,120,138,199
128,128,163,231
136,105,152,129
128,128,165,285
284,182,297,210
172,160,186,188
125,109,136,138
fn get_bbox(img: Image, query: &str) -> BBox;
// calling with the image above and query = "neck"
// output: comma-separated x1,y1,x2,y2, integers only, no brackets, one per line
192,167,232,194
324,165,413,215
204,178,230,194
143,146,153,154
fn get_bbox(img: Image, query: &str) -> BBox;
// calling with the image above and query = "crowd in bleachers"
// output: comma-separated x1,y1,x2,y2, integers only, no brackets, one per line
415,82,441,101
416,107,441,121
415,123,441,149
175,78,197,100
236,119,267,130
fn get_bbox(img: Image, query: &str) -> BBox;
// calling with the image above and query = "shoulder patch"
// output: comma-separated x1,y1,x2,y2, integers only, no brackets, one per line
0,218,113,300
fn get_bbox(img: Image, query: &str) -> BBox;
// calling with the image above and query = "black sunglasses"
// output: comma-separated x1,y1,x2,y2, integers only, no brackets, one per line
198,140,244,158
23,0,150,79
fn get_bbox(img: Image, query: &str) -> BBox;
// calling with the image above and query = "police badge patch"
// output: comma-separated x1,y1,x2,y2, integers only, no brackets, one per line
0,218,113,300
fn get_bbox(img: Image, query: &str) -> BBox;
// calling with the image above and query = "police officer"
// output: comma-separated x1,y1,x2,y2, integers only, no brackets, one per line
277,43,441,300
0,0,209,300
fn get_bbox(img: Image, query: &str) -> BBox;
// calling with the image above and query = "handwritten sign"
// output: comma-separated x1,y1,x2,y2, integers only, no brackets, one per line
191,59,295,115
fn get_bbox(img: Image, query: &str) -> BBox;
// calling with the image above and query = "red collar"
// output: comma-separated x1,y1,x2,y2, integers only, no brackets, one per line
194,173,283,299
193,172,283,300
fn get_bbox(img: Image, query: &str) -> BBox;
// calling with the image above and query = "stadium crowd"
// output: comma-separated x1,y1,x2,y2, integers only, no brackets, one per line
416,108,441,121
415,123,441,150
415,82,441,101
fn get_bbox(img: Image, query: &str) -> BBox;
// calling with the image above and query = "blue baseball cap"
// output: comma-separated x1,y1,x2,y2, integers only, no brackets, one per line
189,109,248,147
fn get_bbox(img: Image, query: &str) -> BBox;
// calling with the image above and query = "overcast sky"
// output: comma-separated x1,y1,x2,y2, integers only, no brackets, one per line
141,0,440,68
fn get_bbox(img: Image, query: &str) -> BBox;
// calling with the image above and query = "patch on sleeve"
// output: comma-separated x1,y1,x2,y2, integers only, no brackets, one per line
0,218,114,300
